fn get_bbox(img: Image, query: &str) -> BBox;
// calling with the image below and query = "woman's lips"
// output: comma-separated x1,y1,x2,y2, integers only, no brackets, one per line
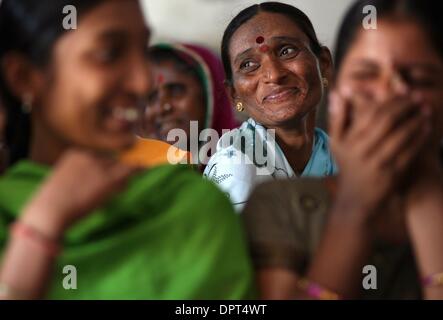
156,119,186,137
263,88,299,103
104,106,140,132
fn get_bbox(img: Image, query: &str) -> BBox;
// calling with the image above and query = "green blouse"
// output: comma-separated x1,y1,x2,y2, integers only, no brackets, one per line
0,161,255,299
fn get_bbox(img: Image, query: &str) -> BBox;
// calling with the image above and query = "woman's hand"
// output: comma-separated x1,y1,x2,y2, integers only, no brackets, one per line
20,149,140,240
328,91,432,221
0,150,139,299
302,91,432,299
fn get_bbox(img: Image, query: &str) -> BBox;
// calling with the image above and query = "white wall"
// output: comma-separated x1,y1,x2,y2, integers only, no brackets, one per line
142,0,355,54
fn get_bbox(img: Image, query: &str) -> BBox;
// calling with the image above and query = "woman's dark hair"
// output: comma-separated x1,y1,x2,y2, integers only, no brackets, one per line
334,0,443,73
149,45,203,87
0,0,107,166
221,2,323,85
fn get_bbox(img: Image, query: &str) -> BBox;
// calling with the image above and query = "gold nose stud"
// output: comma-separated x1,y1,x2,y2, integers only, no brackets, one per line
163,103,172,112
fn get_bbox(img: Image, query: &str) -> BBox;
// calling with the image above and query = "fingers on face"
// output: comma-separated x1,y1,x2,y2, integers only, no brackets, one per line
362,97,430,157
329,89,380,142
375,111,430,169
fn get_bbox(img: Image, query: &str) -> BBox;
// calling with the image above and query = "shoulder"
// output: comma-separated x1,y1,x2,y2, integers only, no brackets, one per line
129,164,254,297
133,165,243,232
204,118,264,180
213,118,259,154
203,119,263,191
314,127,330,140
203,158,260,210
132,164,231,202
313,127,333,153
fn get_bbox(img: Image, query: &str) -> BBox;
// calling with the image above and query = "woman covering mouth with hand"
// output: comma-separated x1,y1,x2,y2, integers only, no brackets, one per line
243,0,443,300
204,2,338,211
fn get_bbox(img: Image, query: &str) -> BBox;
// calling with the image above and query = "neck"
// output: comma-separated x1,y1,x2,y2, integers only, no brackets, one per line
29,119,68,166
270,111,317,175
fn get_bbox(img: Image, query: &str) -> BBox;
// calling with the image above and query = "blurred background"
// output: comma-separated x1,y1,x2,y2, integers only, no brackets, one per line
142,0,354,54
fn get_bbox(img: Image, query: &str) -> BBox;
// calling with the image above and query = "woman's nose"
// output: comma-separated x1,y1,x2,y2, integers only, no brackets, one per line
390,72,409,96
261,57,288,84
156,91,173,114
374,71,410,102
125,53,152,99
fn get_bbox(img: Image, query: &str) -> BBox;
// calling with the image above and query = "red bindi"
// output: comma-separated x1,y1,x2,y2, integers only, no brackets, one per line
259,45,270,53
157,74,164,84
256,36,265,44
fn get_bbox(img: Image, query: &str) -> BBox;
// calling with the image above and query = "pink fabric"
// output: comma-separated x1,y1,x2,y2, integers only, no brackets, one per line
181,44,239,136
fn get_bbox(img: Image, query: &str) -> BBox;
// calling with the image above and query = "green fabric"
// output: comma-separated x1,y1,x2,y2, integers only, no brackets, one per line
0,161,255,299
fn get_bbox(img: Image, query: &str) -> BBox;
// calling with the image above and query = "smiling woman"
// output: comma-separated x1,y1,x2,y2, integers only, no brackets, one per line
0,0,254,299
243,0,443,300
204,2,338,211
139,43,238,170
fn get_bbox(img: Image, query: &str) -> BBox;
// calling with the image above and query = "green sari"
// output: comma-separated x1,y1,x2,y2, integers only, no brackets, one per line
0,161,255,299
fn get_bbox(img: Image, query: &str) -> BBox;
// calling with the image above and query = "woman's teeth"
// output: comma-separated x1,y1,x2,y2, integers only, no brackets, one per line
112,107,139,122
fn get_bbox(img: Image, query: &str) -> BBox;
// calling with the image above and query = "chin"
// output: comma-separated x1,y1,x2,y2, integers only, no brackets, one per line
100,135,137,153
263,107,304,125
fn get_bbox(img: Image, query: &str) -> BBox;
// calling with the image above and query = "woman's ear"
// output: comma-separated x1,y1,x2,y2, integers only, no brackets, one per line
2,53,45,104
318,46,334,87
224,80,238,105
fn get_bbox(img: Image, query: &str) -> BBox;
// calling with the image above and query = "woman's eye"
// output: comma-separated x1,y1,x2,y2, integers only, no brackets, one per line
147,90,158,106
168,83,186,97
95,46,123,64
406,74,437,88
279,46,299,58
350,71,378,81
410,79,436,88
239,60,258,72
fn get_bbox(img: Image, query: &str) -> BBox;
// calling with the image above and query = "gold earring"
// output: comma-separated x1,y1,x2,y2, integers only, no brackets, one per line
236,102,244,112
322,78,329,88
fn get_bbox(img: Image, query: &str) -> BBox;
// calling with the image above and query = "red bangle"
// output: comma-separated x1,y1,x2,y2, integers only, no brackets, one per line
297,278,341,300
10,222,61,258
422,272,443,287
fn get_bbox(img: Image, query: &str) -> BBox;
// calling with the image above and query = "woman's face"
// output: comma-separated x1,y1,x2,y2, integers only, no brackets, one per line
228,11,331,128
336,19,443,141
142,59,206,141
32,0,152,153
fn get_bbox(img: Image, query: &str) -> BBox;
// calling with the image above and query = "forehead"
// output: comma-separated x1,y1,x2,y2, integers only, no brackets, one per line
152,60,199,82
344,19,443,67
68,0,149,42
83,0,147,28
53,0,150,64
229,11,310,56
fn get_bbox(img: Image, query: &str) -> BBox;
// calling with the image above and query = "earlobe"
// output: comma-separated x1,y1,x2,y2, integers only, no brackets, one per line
319,46,334,86
224,80,238,107
2,53,43,105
